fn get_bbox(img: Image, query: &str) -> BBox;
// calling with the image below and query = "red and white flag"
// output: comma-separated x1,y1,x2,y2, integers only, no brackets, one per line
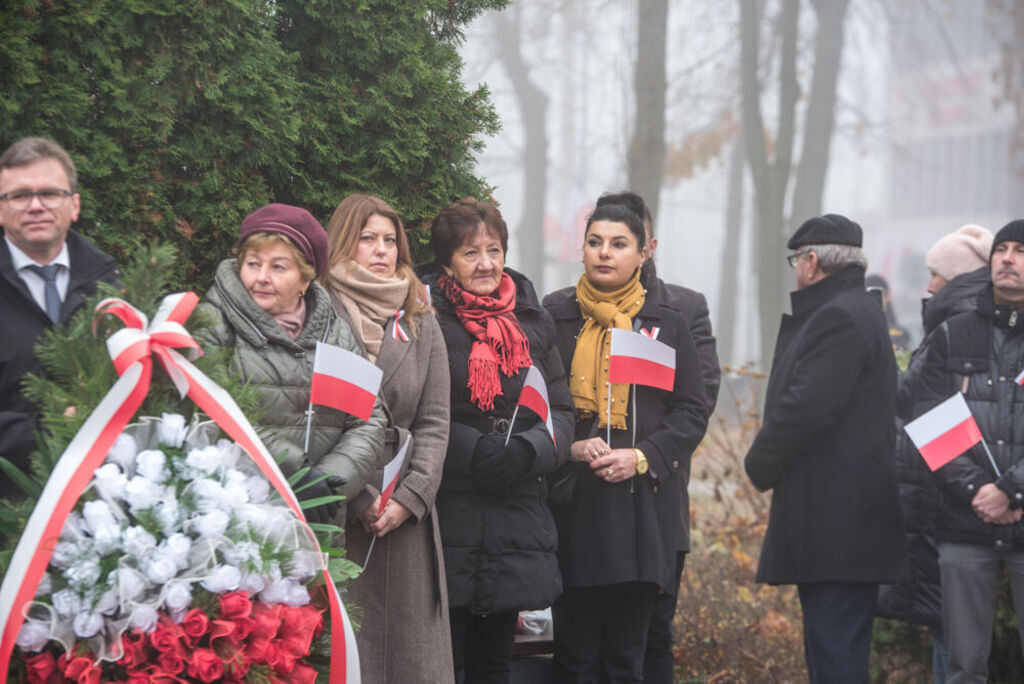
517,365,555,445
310,342,382,421
1015,368,1024,386
904,392,983,471
609,328,676,392
378,434,410,514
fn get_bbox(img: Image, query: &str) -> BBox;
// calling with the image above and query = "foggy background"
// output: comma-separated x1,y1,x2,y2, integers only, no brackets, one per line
454,0,1024,371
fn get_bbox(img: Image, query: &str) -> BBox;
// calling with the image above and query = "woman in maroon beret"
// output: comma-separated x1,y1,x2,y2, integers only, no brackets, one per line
195,203,386,533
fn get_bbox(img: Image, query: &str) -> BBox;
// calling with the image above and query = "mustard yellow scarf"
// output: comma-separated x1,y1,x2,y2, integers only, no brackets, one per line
570,269,645,429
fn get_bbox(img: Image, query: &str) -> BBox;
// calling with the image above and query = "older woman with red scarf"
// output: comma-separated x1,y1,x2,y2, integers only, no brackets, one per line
418,198,573,684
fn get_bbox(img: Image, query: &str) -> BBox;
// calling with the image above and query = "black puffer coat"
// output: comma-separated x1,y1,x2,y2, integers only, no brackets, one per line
543,282,709,595
914,284,1024,549
877,266,988,627
423,267,574,614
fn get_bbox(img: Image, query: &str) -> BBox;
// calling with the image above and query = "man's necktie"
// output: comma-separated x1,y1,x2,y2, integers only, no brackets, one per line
26,264,62,323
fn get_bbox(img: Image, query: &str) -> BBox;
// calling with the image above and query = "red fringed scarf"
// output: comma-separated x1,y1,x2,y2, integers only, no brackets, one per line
438,272,531,411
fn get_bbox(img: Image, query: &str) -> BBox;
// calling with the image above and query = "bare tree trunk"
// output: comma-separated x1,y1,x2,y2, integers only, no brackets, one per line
790,0,850,224
495,9,549,292
628,0,669,222
739,0,800,371
716,136,745,366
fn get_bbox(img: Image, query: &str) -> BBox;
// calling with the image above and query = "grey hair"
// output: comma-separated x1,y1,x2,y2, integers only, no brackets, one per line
0,137,78,192
804,243,868,274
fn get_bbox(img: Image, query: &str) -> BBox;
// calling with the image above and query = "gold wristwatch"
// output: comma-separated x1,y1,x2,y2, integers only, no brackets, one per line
633,447,649,475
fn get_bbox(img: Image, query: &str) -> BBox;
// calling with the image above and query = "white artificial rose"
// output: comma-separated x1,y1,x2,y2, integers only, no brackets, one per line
154,496,181,537
93,463,127,500
142,552,178,584
216,439,242,470
158,413,188,448
235,504,269,530
61,512,86,539
36,573,52,596
135,449,169,484
94,585,119,616
188,478,226,513
288,549,326,580
200,564,241,594
222,470,250,506
259,578,310,606
161,533,192,569
224,540,261,568
124,475,163,511
65,555,102,589
114,567,149,602
238,571,267,595
122,526,157,558
128,603,159,633
163,581,192,613
49,540,79,569
106,433,138,470
82,500,122,554
192,510,230,538
72,611,104,639
15,622,51,652
185,445,220,476
51,588,83,618
245,476,270,504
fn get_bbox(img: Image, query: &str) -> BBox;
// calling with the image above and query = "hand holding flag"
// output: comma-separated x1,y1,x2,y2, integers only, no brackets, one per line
378,434,411,514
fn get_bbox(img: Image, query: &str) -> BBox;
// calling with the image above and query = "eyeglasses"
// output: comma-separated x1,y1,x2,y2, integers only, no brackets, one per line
786,250,808,268
0,189,74,211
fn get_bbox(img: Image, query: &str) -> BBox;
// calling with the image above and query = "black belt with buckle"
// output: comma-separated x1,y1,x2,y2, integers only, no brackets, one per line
457,415,513,435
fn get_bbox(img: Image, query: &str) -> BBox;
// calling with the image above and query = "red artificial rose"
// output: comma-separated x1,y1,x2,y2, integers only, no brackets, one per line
187,648,225,683
61,655,93,680
157,651,186,675
249,603,284,640
278,604,325,656
149,616,186,655
126,675,151,684
245,636,272,663
264,641,297,674
183,608,210,645
290,662,319,684
218,591,252,620
117,632,148,670
23,651,57,684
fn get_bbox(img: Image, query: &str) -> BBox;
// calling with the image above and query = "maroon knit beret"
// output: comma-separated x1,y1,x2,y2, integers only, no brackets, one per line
237,203,329,278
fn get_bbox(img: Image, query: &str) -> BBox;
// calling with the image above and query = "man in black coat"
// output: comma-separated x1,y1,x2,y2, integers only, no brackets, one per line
0,137,121,497
593,191,720,683
911,219,1024,683
744,214,907,684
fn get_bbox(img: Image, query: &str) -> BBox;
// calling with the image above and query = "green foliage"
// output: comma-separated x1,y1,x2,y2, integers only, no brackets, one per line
0,0,506,288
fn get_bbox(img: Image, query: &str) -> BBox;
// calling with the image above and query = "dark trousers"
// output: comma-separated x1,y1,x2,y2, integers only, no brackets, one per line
797,582,879,684
643,551,686,683
450,607,518,684
552,582,659,684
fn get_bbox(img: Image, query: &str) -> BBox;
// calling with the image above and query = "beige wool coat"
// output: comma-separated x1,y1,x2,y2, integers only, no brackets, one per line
334,296,455,684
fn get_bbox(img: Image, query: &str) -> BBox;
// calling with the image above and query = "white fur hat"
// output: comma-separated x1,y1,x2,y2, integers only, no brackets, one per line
925,224,993,281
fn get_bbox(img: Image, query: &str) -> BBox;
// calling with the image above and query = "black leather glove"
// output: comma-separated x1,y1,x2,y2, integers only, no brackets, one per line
471,436,534,492
472,433,507,463
294,460,346,525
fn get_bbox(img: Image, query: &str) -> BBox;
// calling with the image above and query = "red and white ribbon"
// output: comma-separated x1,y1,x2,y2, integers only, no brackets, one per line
640,326,660,340
392,310,409,342
0,293,359,683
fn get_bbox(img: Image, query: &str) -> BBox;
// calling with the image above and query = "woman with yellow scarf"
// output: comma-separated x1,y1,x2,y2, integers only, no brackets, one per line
543,203,709,683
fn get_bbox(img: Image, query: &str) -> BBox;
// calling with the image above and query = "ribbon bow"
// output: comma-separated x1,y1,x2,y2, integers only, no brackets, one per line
392,309,409,342
0,293,359,683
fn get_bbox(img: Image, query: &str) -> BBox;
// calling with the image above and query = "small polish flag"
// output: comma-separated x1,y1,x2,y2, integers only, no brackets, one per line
392,310,409,342
378,434,411,514
904,392,983,471
310,341,382,421
1015,368,1024,386
518,365,555,445
609,328,676,392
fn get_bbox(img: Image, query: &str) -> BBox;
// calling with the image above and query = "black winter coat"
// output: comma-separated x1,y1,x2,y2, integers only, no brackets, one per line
877,266,988,627
423,267,574,615
744,265,908,584
543,282,709,595
914,284,1024,549
656,278,720,551
0,230,120,496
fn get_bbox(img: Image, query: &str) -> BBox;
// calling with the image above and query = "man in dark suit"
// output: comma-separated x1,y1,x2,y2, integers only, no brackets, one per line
0,137,121,496
594,191,720,684
744,214,907,683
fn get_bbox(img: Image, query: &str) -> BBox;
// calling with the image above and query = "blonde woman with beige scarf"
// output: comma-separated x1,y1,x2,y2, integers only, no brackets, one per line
323,193,454,684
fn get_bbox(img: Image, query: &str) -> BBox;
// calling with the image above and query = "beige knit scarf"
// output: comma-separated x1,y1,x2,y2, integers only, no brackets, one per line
326,261,409,362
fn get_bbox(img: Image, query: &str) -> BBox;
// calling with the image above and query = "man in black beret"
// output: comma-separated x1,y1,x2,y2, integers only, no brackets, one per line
744,213,907,683
908,218,1024,682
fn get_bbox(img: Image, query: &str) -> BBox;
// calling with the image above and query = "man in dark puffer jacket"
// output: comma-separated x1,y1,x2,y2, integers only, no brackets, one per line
912,219,1024,684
